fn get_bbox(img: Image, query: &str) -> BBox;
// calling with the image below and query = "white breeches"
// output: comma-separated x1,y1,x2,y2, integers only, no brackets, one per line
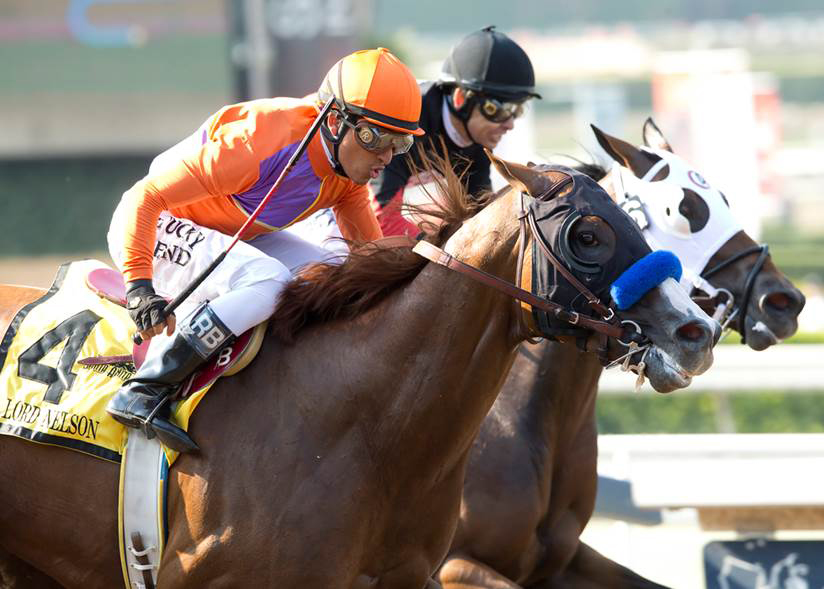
283,208,349,256
108,202,336,338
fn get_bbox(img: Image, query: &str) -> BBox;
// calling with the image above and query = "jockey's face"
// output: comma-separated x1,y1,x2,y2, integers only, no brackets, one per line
465,102,516,149
328,114,394,185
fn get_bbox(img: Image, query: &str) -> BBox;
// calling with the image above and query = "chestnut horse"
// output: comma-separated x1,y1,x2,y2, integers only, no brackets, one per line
0,157,717,588
437,121,805,589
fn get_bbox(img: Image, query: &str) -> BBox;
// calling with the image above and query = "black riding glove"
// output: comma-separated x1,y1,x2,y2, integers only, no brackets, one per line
125,280,167,333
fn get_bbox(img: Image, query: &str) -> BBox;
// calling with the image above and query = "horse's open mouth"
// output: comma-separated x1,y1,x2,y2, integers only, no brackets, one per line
646,346,694,391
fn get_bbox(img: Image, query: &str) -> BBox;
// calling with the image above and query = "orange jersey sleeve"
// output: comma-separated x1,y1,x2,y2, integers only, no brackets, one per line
332,183,383,243
116,98,384,282
118,103,290,282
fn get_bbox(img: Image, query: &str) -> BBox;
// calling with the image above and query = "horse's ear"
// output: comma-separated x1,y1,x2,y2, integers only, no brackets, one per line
590,124,658,179
642,118,673,152
486,149,556,197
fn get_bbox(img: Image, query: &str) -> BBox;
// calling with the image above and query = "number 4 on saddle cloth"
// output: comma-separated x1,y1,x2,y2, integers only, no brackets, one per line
0,259,266,465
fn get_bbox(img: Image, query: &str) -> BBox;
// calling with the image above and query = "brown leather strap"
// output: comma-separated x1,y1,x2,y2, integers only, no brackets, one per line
413,240,623,338
370,236,418,249
515,212,542,343
351,235,417,255
526,210,614,319
129,532,156,589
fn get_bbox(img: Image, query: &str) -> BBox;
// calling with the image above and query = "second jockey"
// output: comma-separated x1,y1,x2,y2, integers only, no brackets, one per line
105,48,424,452
371,26,540,237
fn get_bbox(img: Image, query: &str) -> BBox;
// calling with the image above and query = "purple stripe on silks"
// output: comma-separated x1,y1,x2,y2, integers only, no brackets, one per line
201,129,207,145
231,140,322,228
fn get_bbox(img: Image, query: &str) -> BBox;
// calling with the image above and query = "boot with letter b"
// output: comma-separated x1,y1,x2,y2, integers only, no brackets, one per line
106,303,234,453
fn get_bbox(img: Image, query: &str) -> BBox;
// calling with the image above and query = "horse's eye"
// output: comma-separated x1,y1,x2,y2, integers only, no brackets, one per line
578,231,598,246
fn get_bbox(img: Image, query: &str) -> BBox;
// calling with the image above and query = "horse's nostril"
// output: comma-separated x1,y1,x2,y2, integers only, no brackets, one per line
763,292,790,311
760,290,802,314
676,320,709,343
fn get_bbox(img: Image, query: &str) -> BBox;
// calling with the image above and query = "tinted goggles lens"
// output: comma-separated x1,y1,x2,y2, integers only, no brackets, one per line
344,119,414,155
479,97,526,123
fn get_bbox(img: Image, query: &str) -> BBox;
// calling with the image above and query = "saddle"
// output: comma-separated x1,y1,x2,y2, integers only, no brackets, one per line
85,267,266,386
0,261,268,589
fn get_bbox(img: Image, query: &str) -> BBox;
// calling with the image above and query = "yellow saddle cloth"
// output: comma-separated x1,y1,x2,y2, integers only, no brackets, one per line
0,260,256,464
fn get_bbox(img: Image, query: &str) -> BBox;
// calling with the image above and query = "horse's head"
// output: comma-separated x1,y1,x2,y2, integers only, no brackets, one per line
593,119,805,351
490,154,718,393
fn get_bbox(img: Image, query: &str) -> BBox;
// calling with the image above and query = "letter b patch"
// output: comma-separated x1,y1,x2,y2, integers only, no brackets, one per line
182,304,233,359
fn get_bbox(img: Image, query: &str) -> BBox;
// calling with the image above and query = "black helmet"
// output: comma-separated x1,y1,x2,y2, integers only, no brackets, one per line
440,26,541,101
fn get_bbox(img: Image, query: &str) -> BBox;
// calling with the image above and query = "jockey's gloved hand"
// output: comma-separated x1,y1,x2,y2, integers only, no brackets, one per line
125,280,168,333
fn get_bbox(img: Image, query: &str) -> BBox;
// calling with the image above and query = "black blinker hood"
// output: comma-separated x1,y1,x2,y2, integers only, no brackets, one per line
527,165,651,336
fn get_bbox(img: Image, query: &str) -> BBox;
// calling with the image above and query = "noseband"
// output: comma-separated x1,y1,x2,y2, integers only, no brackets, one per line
693,243,770,344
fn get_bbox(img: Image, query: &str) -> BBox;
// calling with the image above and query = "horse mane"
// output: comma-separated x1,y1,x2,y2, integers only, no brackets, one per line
270,144,493,344
564,158,608,182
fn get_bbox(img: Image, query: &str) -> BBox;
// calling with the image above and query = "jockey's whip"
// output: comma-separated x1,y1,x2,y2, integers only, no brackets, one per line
134,96,336,344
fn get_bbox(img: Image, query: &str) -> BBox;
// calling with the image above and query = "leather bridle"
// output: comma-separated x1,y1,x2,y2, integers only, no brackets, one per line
411,175,629,345
692,243,770,345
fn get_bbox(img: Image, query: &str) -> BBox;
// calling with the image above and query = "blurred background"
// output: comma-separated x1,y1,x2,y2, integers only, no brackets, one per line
2,1,824,586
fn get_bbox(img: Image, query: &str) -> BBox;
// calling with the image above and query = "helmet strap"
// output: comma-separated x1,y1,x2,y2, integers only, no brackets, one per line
446,88,480,145
320,109,351,178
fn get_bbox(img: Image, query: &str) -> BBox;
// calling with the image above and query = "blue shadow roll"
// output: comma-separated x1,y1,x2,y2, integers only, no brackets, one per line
610,250,682,311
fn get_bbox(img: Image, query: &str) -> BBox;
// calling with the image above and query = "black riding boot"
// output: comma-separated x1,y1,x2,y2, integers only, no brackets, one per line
107,304,234,453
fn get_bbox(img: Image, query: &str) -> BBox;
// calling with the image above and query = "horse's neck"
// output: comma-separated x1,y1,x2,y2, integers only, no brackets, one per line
366,189,527,467
493,340,604,452
248,190,527,479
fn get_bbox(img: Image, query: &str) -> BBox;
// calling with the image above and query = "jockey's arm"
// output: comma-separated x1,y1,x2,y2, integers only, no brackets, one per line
117,130,258,338
333,184,383,243
120,133,257,283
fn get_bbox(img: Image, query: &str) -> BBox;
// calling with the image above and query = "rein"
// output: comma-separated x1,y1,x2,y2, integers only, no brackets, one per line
696,243,769,343
412,241,623,339
410,179,624,341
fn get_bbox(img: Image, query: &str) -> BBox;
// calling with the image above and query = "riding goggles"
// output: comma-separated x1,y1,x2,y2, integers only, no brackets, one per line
343,118,415,156
477,95,527,123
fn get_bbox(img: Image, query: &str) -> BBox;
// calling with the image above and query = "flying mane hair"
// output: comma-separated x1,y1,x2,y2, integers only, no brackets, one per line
271,142,493,344
568,159,608,182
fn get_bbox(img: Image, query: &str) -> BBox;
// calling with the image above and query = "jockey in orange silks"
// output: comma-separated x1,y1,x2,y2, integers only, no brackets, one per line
106,48,424,453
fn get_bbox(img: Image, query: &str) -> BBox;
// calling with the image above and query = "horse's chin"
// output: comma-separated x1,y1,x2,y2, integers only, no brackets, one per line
743,318,781,351
644,346,693,393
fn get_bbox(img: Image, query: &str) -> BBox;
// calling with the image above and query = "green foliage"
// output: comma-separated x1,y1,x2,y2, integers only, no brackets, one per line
732,393,824,432
597,393,718,434
762,224,824,284
718,331,824,345
597,391,824,434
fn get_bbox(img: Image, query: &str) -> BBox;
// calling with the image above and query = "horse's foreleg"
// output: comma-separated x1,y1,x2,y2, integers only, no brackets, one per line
544,542,671,589
437,555,522,589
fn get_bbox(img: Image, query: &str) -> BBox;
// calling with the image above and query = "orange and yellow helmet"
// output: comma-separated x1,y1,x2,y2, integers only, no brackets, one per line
318,48,424,136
